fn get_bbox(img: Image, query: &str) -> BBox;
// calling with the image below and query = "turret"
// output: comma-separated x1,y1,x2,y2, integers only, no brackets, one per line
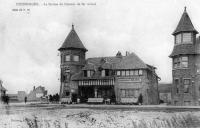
170,7,199,106
58,24,87,99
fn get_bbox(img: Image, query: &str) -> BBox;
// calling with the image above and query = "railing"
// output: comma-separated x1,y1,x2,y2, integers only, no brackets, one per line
78,79,115,86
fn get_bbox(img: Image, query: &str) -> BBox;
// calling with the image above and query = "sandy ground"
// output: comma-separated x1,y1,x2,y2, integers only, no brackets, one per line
0,103,200,128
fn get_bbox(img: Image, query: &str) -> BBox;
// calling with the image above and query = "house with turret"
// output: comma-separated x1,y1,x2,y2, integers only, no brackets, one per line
170,7,200,106
58,25,160,104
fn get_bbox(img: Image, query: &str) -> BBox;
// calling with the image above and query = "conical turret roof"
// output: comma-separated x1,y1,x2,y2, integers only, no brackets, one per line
172,7,198,35
58,25,87,51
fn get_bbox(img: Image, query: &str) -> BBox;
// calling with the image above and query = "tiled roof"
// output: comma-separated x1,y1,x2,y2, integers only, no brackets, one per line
169,44,196,57
58,25,87,51
158,83,172,93
87,57,122,67
114,53,147,69
82,63,96,70
172,8,198,35
72,52,156,80
83,53,152,70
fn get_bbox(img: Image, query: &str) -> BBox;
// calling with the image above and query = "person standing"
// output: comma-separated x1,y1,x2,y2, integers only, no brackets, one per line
24,96,27,104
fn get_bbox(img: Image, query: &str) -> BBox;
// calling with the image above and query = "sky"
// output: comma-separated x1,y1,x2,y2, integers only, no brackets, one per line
1,0,200,94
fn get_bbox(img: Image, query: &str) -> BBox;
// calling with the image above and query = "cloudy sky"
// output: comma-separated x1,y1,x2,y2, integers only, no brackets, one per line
1,0,200,94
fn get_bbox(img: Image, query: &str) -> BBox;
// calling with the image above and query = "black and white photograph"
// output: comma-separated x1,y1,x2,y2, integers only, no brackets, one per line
1,0,200,127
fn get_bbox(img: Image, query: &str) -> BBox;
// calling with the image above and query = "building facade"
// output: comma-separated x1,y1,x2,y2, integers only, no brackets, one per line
27,86,48,101
59,25,160,104
170,8,200,106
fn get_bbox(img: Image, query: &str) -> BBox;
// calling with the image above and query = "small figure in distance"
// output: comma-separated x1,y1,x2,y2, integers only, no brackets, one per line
24,96,27,104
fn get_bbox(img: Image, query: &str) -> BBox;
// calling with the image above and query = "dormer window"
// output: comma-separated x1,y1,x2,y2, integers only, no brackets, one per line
101,70,105,77
101,69,109,77
175,33,192,44
183,33,192,43
84,70,94,77
84,70,87,77
175,34,181,44
87,70,91,77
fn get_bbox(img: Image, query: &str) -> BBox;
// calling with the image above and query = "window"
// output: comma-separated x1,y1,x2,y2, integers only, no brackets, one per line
181,56,188,68
90,71,94,76
129,90,134,97
174,58,180,68
175,34,181,44
184,79,190,93
117,71,121,76
139,70,143,75
126,70,130,76
130,70,134,75
84,70,87,77
87,70,91,77
121,90,125,97
183,33,192,43
105,69,109,76
174,101,178,106
73,55,79,62
175,33,192,44
65,91,70,96
135,70,139,75
173,56,188,68
121,71,126,76
134,89,139,97
184,101,191,106
120,89,140,98
84,70,94,77
65,55,70,61
101,70,105,77
175,79,179,93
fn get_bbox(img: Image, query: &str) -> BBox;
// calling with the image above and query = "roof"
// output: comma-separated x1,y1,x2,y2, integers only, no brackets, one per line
58,25,87,51
84,53,153,70
114,53,148,69
72,52,158,80
82,52,154,70
87,57,122,67
172,7,198,35
158,83,172,93
169,44,196,57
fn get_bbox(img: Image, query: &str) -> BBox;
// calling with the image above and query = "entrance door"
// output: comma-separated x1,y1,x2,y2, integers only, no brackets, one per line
78,86,94,103
71,93,77,103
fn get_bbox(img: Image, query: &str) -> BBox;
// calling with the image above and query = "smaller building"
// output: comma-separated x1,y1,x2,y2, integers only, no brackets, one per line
7,94,18,102
27,86,48,101
17,91,27,102
7,91,27,103
158,83,172,104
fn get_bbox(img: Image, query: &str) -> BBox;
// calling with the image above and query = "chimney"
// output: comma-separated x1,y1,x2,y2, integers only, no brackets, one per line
33,86,35,90
126,51,130,56
116,51,122,58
